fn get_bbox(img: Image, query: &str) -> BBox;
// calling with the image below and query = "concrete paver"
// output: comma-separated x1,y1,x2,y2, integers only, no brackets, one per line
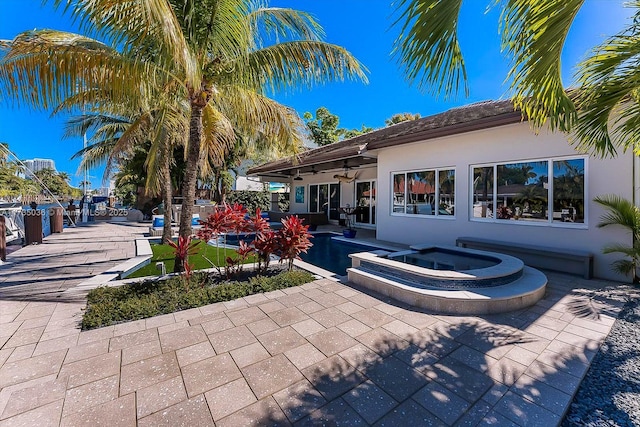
0,222,635,426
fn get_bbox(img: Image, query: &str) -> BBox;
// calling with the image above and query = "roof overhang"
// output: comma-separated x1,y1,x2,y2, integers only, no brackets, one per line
248,99,525,180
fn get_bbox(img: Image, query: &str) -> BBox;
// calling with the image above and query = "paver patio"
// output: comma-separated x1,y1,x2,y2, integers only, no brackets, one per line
0,222,632,426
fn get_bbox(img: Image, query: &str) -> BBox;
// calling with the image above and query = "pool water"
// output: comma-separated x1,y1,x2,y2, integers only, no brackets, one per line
220,232,376,275
299,233,379,275
387,248,499,272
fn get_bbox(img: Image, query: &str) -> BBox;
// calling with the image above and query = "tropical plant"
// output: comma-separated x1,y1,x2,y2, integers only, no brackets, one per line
341,124,375,139
276,215,313,271
385,112,421,126
252,229,278,273
0,0,367,243
166,235,201,274
303,107,343,146
0,144,30,198
594,194,640,284
303,106,374,145
32,167,73,196
392,0,640,156
226,190,271,214
197,204,313,274
247,208,275,272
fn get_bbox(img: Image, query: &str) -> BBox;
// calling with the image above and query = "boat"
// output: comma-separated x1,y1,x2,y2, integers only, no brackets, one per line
0,203,25,245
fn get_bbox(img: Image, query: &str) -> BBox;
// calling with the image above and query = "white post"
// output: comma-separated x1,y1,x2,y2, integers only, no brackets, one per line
634,154,640,209
81,130,88,223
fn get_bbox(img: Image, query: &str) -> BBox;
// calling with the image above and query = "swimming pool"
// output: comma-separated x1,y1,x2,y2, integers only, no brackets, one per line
300,233,382,275
218,232,379,275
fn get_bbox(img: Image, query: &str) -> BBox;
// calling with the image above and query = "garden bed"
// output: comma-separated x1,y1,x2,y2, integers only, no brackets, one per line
81,268,315,330
127,240,255,278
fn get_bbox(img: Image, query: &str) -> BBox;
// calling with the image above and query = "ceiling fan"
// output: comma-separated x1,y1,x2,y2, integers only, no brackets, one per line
343,159,359,171
293,169,303,181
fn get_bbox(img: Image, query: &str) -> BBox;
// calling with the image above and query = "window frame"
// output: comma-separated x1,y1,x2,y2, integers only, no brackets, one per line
469,155,588,228
390,167,456,219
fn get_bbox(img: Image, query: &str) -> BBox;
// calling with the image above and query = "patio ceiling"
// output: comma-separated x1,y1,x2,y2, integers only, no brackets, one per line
249,144,378,181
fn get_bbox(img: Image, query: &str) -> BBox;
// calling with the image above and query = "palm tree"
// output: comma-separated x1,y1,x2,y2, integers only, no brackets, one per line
392,0,640,156
594,194,640,284
0,0,367,240
68,108,188,243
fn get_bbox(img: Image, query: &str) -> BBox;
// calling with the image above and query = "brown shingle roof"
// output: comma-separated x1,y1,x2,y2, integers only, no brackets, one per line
248,99,523,175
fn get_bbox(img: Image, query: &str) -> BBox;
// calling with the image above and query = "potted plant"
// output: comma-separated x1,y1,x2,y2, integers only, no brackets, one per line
343,225,357,238
341,205,357,238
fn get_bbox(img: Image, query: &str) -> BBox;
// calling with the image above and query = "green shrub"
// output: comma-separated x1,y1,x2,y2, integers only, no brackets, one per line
226,190,270,214
81,270,316,330
278,192,290,212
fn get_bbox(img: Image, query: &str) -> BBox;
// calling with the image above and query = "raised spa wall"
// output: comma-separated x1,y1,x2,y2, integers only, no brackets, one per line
347,245,547,315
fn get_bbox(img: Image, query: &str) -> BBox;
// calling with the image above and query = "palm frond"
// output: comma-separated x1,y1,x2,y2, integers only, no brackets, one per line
609,259,639,277
214,86,304,156
0,30,158,110
391,0,467,97
63,114,131,140
74,138,120,178
573,7,640,157
594,194,640,238
201,104,236,176
247,6,324,44
239,41,368,94
501,0,583,132
176,0,251,63
49,0,198,86
602,243,640,258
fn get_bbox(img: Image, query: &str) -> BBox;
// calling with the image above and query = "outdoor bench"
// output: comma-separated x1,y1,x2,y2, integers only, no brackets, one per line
456,236,593,279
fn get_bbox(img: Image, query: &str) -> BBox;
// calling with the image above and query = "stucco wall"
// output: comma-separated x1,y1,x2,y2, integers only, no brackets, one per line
375,122,634,281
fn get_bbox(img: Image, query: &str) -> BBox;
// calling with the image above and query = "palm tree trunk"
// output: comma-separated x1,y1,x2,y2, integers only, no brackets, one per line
179,89,208,238
160,145,173,244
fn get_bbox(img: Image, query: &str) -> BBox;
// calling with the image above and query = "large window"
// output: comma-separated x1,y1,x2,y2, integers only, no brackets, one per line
392,168,455,217
471,157,586,225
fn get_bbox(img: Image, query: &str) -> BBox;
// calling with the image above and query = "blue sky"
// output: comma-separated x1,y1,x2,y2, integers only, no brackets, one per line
0,0,632,188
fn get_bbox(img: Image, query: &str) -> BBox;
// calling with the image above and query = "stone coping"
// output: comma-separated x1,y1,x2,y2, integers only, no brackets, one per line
359,244,525,281
348,266,547,315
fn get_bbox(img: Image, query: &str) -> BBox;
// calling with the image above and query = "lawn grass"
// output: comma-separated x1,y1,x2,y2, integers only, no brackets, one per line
82,269,316,329
128,240,255,278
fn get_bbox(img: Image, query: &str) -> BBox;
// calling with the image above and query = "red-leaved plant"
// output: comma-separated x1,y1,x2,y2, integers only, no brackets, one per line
182,261,195,292
166,235,201,273
277,215,313,271
196,204,314,276
252,229,278,273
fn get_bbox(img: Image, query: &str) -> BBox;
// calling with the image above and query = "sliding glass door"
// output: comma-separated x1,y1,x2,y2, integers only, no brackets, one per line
309,183,341,221
355,180,376,225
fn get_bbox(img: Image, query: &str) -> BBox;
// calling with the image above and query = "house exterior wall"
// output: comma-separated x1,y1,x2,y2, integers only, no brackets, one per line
288,166,377,222
375,122,634,281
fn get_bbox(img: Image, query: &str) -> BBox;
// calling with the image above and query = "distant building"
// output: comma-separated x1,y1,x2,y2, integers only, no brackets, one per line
23,158,56,177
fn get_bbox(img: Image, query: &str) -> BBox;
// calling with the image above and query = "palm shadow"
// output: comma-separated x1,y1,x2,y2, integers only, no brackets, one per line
240,276,635,426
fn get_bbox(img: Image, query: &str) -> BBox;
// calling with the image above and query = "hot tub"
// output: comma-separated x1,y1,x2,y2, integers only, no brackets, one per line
347,244,547,314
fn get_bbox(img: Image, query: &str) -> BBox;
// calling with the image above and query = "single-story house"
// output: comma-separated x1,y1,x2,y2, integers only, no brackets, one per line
248,99,640,281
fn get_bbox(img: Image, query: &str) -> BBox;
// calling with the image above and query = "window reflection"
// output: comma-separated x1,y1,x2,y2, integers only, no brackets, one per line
496,161,548,222
470,157,586,225
392,169,455,216
472,167,494,218
407,170,435,215
393,173,405,213
439,170,455,215
553,159,585,223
